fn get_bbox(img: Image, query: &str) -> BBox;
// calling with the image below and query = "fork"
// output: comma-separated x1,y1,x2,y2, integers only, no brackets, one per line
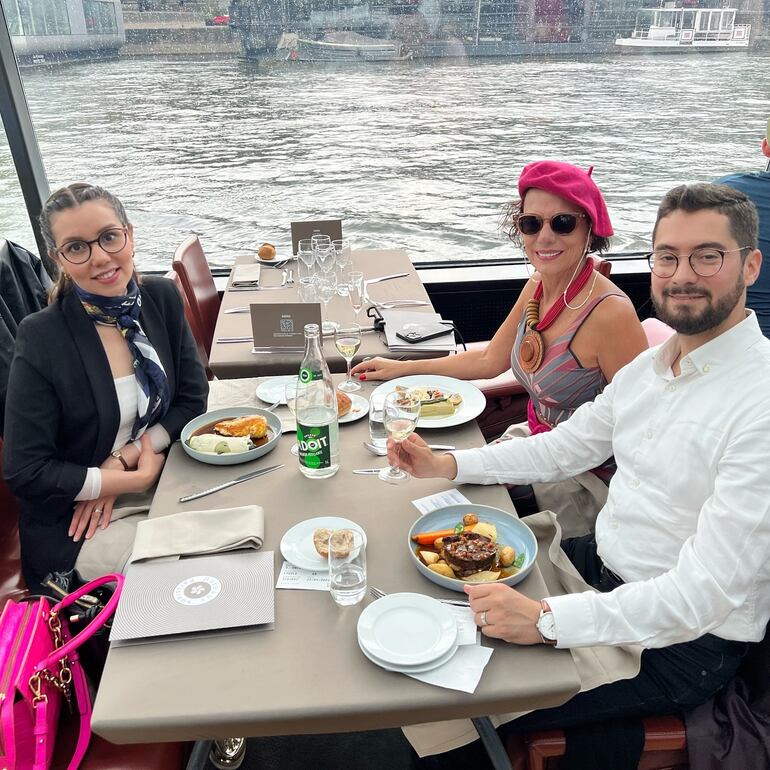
286,269,294,286
369,585,470,607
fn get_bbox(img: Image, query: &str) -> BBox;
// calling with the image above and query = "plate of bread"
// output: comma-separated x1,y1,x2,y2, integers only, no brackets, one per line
369,375,485,428
181,407,282,465
254,242,294,265
280,516,367,571
337,391,369,424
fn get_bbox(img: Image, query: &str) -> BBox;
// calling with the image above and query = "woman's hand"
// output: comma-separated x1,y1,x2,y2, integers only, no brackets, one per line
136,433,166,489
386,434,457,480
350,357,405,381
70,494,118,542
464,583,543,645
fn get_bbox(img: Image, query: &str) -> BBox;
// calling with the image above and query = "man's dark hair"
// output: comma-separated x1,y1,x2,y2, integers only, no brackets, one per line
653,183,759,252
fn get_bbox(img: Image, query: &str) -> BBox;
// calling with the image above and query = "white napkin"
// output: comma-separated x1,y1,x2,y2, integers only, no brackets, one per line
407,644,493,693
230,264,261,288
129,505,264,563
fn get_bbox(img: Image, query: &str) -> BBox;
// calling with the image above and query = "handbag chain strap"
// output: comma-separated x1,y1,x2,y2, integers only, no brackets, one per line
28,609,73,709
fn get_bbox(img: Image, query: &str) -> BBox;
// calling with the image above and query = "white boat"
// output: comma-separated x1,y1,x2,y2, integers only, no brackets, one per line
616,2,750,52
277,31,411,62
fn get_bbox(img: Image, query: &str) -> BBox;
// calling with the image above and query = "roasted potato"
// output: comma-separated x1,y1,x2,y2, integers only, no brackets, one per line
498,545,516,568
472,522,497,543
462,570,501,583
433,537,445,550
428,563,456,579
462,512,479,526
420,550,439,566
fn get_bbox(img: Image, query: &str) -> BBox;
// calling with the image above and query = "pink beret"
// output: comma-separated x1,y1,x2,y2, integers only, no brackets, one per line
517,160,614,238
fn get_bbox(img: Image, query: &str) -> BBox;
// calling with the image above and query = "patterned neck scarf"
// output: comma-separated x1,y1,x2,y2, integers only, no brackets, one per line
76,279,170,440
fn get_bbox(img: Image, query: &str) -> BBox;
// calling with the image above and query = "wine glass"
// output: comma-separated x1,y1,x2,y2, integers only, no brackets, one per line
334,323,362,393
316,244,336,275
317,273,338,334
285,378,299,456
297,238,314,268
348,271,365,319
333,239,352,296
379,390,421,484
311,233,331,258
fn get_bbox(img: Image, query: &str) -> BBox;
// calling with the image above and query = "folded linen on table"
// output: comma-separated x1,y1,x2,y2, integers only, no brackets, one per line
230,264,261,288
129,504,264,563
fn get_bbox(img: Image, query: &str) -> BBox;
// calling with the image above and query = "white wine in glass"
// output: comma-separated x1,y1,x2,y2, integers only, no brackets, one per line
335,324,362,393
379,390,420,484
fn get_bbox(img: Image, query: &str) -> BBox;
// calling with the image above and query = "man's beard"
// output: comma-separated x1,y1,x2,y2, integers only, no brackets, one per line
652,277,744,335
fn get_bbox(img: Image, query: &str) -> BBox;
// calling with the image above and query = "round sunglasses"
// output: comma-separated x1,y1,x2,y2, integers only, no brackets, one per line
515,212,587,236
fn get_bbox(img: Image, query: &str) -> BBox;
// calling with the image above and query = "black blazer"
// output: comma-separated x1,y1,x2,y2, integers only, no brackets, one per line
2,276,208,591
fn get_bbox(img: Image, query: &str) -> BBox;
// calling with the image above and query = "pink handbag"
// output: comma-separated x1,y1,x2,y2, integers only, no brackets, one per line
0,574,124,770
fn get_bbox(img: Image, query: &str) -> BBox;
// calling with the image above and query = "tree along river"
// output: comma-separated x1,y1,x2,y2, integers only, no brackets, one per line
1,51,769,271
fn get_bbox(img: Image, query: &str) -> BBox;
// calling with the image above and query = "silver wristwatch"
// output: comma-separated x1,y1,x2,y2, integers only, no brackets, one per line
536,600,557,645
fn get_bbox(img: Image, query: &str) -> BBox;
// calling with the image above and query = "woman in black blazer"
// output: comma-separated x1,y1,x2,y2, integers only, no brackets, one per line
3,183,208,592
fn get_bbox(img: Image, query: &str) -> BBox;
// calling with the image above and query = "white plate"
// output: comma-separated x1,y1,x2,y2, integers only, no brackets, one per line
358,636,459,674
369,375,486,429
339,393,369,424
280,516,367,572
357,592,457,666
256,376,298,406
254,254,295,265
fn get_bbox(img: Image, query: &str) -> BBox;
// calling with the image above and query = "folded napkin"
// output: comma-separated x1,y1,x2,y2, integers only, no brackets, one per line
230,264,261,288
129,505,264,563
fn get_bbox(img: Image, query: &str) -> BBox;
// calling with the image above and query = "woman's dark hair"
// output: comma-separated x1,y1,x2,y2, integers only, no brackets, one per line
652,183,758,252
500,197,611,255
41,183,131,301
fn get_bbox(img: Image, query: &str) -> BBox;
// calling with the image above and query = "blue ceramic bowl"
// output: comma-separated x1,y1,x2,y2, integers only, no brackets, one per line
407,503,537,593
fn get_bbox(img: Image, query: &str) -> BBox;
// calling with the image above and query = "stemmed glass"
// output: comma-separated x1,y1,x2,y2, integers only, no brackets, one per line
333,239,352,296
379,390,421,484
348,271,365,320
285,378,299,456
315,244,336,276
334,323,362,393
297,238,314,268
317,273,338,335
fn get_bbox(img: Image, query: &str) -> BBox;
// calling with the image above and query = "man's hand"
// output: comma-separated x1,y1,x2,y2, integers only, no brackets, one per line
386,434,457,480
465,582,543,645
70,494,118,542
136,433,166,489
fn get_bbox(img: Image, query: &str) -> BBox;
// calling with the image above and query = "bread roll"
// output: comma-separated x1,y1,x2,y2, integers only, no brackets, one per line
313,528,354,559
336,391,352,418
258,243,276,260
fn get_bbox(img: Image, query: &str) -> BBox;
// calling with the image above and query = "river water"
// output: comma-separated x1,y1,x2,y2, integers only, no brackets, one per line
1,51,769,271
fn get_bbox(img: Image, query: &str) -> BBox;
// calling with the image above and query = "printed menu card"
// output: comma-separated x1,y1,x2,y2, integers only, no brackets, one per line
250,303,322,351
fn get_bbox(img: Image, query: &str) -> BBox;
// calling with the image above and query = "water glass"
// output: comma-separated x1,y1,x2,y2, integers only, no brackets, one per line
333,239,352,296
297,238,314,266
328,529,366,606
298,275,316,303
368,395,387,450
348,271,365,319
379,390,420,484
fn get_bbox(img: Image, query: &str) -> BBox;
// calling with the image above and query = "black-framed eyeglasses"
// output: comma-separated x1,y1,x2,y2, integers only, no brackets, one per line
647,246,749,279
57,227,128,265
515,212,587,237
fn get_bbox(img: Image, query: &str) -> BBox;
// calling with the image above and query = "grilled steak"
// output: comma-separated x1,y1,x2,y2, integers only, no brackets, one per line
441,532,497,577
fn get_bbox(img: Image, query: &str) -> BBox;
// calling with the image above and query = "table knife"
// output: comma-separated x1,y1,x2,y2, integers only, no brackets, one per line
179,463,284,502
352,468,385,475
364,272,409,285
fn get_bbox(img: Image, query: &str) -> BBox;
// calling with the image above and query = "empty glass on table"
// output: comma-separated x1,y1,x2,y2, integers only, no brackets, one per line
334,323,362,393
285,378,299,456
333,239,352,296
297,238,314,268
317,272,338,334
348,271,365,320
379,390,421,485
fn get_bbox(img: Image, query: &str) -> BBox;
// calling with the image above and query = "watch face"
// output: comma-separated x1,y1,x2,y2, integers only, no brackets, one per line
538,612,557,640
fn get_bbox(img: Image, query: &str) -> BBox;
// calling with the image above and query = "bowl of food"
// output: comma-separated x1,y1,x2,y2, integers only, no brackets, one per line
407,504,537,592
181,407,282,465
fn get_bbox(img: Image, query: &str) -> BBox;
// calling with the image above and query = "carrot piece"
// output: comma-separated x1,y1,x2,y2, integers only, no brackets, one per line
411,526,471,546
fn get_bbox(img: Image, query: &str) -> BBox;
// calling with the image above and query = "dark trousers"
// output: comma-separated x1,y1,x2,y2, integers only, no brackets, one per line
423,534,748,770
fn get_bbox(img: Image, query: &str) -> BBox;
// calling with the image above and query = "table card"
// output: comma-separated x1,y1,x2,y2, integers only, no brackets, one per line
250,303,322,351
276,561,329,591
412,489,472,515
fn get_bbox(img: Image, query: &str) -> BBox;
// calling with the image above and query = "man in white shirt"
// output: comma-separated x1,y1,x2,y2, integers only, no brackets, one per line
394,183,770,767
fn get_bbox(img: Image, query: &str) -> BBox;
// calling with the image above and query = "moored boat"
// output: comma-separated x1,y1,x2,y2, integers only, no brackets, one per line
277,31,410,62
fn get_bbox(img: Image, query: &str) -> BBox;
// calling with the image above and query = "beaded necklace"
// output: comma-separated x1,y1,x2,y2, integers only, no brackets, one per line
518,257,596,374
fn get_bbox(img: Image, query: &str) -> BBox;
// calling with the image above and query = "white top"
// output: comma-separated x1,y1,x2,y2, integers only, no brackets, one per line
452,311,770,649
74,376,171,502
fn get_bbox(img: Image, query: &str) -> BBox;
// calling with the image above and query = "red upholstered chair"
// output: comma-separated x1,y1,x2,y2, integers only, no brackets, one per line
163,270,213,380
172,235,220,355
0,438,190,769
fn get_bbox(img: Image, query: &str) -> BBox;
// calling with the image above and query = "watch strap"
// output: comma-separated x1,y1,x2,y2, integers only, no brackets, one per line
112,450,129,471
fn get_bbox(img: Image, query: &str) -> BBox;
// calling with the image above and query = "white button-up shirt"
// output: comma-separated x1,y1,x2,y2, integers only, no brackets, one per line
453,312,770,649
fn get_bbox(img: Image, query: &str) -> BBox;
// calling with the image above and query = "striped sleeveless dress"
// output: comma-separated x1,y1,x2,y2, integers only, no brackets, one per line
510,290,623,482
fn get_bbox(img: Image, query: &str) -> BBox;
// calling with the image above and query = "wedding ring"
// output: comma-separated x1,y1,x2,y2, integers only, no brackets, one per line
479,611,489,627
94,508,103,515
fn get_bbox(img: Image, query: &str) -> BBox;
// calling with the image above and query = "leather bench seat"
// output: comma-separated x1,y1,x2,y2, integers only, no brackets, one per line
0,439,189,770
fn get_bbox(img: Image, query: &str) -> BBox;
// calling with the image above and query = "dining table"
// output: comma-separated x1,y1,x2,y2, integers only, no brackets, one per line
208,249,451,379
90,376,581,745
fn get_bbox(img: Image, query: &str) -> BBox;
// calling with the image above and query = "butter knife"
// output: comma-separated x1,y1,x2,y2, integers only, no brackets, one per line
179,463,284,502
352,468,385,475
364,272,409,285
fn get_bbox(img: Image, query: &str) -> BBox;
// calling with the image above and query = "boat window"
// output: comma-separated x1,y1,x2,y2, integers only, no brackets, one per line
0,2,767,272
